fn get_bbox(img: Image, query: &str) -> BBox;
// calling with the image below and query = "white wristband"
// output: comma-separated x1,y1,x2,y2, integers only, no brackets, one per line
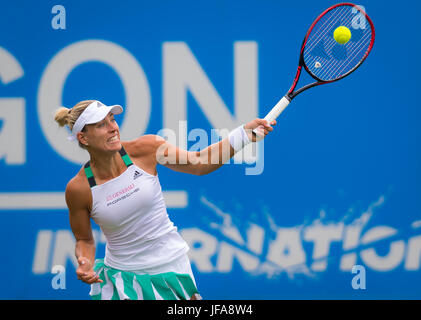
228,125,251,152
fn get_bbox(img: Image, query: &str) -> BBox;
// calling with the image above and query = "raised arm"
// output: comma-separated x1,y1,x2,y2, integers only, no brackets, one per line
156,118,276,175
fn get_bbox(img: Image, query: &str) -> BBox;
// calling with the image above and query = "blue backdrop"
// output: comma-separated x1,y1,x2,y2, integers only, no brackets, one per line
0,0,420,299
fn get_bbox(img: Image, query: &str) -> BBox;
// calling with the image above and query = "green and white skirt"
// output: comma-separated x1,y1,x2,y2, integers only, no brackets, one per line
89,254,200,300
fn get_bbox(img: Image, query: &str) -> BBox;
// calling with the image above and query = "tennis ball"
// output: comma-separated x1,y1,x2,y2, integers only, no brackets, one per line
333,26,351,45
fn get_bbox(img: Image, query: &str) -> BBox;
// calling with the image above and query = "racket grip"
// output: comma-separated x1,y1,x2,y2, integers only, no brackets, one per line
253,96,290,136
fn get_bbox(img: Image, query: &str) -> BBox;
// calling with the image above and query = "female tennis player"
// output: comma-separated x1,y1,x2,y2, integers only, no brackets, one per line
54,99,275,300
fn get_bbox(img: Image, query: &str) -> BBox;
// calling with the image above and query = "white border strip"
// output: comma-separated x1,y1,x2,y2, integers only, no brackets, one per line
0,191,188,210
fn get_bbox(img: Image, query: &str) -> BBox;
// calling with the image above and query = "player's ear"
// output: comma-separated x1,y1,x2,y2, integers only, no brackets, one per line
77,131,89,147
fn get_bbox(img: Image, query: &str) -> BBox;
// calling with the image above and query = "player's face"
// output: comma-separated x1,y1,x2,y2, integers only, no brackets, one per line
84,113,121,152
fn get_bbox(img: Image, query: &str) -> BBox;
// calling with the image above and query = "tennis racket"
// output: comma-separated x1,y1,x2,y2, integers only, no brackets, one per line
254,2,375,135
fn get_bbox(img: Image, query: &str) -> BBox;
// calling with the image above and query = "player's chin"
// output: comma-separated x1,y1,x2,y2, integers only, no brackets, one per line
105,139,122,151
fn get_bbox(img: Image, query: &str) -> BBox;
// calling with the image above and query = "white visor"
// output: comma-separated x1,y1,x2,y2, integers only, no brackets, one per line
68,100,123,141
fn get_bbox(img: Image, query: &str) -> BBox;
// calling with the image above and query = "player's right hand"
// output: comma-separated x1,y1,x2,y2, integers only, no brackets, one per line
76,257,103,284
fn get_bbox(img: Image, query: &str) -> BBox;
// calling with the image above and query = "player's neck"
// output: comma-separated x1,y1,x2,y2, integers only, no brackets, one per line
88,149,125,180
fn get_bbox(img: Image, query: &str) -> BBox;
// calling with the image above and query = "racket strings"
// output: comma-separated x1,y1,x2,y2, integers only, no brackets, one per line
305,15,356,77
303,4,373,82
315,24,368,79
304,5,350,55
305,11,356,65
324,30,372,80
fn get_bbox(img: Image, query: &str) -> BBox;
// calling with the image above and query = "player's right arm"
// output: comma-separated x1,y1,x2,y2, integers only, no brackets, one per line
65,174,102,284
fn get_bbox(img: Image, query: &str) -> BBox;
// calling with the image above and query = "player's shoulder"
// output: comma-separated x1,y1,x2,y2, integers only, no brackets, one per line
65,169,91,203
122,135,166,158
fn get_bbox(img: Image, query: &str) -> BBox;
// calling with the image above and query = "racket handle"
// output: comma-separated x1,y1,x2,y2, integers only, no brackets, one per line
253,96,290,136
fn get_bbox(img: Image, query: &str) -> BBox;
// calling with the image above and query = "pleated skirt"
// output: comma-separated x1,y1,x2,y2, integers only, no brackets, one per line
89,254,200,300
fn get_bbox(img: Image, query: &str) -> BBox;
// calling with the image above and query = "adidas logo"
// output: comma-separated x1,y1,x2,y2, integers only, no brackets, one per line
133,170,142,180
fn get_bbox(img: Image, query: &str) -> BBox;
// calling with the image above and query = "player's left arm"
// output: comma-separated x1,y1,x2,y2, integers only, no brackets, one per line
156,119,276,176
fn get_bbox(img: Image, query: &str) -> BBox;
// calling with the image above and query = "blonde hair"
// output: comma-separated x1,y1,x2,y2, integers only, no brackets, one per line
54,100,95,148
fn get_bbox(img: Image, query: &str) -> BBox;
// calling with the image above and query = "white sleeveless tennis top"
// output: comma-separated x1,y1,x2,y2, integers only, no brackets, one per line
85,147,189,271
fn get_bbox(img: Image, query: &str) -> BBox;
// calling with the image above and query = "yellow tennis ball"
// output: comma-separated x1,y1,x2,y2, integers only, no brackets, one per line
333,26,351,45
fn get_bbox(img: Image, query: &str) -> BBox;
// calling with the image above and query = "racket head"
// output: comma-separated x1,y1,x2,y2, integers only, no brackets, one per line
300,3,375,84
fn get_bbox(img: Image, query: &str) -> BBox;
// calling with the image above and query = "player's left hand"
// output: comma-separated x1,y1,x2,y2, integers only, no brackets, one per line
244,119,277,142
